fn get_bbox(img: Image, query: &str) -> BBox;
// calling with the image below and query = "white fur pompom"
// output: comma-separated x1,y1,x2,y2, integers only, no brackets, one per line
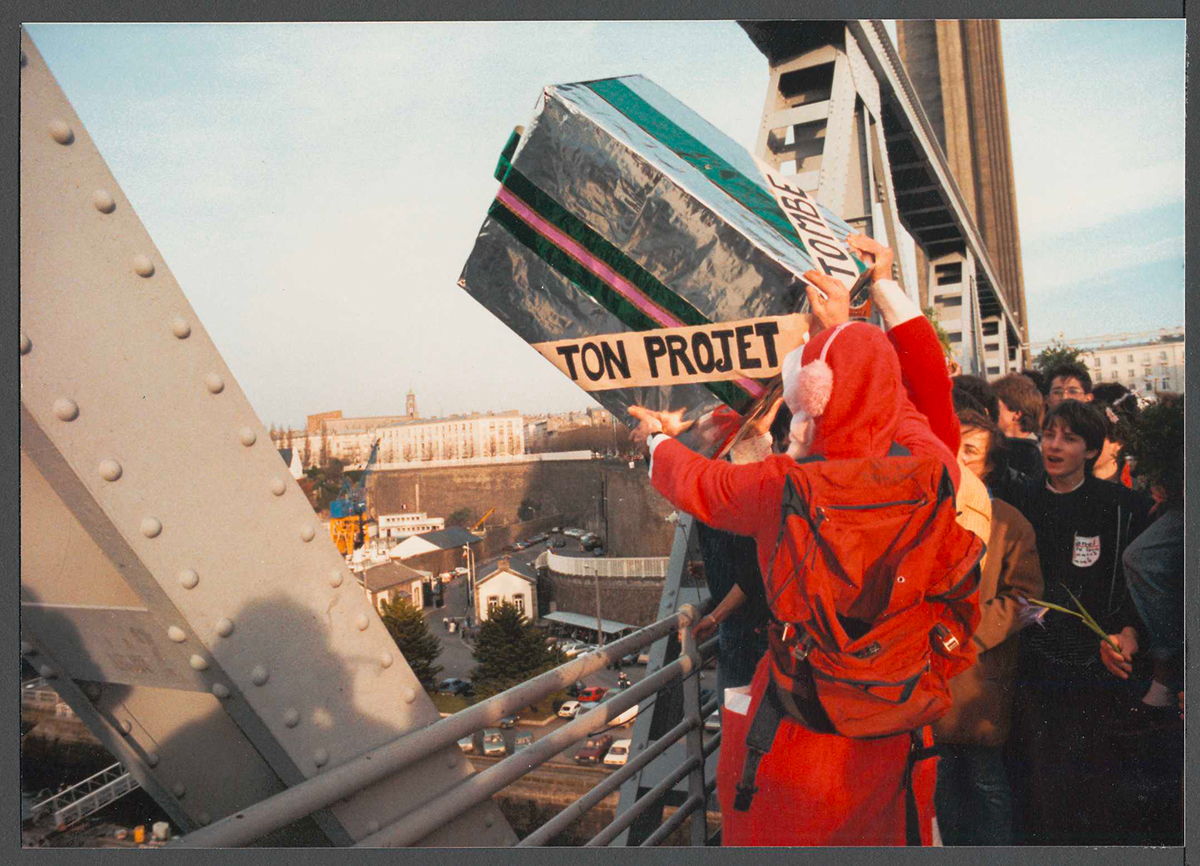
793,359,833,418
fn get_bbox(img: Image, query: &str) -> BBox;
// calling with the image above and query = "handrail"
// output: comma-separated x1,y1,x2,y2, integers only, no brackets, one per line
174,606,698,848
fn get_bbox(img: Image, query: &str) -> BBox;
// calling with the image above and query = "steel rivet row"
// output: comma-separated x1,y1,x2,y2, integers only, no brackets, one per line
179,569,200,589
171,317,191,339
189,655,208,671
250,666,270,686
53,397,78,421
167,626,187,643
93,189,116,213
300,525,315,542
379,652,393,668
239,427,257,446
49,119,73,145
215,618,234,638
132,254,155,277
212,684,230,699
99,459,122,481
141,517,163,538
269,477,286,496
204,373,224,394
283,709,300,728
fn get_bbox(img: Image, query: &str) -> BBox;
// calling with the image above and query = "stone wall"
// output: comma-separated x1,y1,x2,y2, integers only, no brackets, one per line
542,573,666,629
369,460,675,557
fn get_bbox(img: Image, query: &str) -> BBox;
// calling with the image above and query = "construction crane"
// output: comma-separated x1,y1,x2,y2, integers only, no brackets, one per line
471,507,496,532
329,438,380,556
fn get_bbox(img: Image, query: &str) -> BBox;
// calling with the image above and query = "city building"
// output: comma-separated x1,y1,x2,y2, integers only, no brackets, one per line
388,527,481,561
360,561,429,614
1075,330,1185,396
291,405,526,468
474,558,538,623
377,512,446,542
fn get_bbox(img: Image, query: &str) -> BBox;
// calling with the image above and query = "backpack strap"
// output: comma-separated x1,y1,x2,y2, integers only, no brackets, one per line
733,683,787,812
903,726,941,845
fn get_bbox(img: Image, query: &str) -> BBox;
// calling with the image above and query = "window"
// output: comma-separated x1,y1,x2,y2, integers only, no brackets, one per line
935,262,963,285
1163,379,1170,390
1128,370,1135,378
985,342,999,351
1092,357,1101,366
1142,353,1151,362
1160,351,1168,360
1127,354,1134,362
937,294,963,307
514,596,525,616
948,332,962,343
987,366,1000,375
982,321,999,336
487,596,500,612
1111,371,1120,380
1110,356,1117,365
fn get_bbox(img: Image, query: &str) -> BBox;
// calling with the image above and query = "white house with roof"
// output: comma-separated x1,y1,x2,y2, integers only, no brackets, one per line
360,560,430,613
474,558,537,623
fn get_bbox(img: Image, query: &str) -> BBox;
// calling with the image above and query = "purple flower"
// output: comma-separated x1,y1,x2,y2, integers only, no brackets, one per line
1016,596,1050,630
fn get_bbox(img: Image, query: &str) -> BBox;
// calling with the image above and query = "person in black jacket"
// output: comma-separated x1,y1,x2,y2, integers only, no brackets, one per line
1006,400,1153,845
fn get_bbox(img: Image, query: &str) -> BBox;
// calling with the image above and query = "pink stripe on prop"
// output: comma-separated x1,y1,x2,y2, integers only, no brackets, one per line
496,187,765,400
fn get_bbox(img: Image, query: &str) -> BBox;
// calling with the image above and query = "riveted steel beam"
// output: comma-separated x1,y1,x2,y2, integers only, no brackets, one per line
19,28,512,847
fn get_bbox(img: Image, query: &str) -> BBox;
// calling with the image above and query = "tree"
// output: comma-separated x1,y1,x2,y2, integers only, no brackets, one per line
470,602,557,695
379,596,443,691
301,432,312,467
447,507,474,528
922,307,954,357
1034,340,1083,374
318,420,330,467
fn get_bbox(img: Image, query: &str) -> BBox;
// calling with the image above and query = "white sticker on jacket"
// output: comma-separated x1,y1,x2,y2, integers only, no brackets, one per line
1072,535,1101,568
725,686,753,716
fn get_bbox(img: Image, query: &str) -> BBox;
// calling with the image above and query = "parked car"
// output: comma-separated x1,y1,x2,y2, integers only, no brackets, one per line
592,547,605,557
574,734,615,765
636,652,651,665
577,686,608,703
553,539,566,548
482,728,505,756
498,714,520,729
566,680,585,697
457,735,475,753
513,732,534,752
453,566,469,578
561,642,585,658
609,698,639,727
558,700,582,719
550,526,561,534
437,677,473,696
618,652,640,667
704,712,722,733
603,739,632,766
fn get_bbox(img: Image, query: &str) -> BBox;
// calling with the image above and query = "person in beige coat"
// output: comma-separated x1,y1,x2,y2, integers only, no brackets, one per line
934,408,1043,845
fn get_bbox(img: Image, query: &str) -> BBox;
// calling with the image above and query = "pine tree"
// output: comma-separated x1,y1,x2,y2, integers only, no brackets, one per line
379,597,443,690
470,602,556,696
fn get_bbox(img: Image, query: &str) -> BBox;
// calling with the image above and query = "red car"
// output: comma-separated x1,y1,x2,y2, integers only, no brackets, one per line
576,686,608,703
574,734,614,765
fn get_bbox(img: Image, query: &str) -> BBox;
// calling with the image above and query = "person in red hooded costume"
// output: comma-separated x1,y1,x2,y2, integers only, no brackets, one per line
629,235,977,846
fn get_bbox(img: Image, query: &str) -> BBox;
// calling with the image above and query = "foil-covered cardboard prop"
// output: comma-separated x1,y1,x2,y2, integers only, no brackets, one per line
458,74,864,451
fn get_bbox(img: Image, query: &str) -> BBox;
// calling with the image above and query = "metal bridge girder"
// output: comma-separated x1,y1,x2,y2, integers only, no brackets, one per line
19,29,513,846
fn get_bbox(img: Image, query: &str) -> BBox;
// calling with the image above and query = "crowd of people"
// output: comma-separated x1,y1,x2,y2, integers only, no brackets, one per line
627,232,1184,847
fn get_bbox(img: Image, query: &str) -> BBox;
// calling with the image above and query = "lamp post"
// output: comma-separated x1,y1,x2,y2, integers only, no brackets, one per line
584,564,603,648
462,544,475,614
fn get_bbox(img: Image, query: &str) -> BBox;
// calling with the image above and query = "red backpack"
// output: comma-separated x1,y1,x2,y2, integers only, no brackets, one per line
734,449,984,815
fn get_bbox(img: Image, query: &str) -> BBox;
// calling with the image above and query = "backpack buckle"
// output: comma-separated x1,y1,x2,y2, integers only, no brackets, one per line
931,623,959,653
780,623,812,662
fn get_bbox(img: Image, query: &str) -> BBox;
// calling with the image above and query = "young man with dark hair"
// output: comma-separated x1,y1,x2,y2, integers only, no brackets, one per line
951,374,1000,424
1044,362,1094,410
991,373,1044,478
1006,400,1153,845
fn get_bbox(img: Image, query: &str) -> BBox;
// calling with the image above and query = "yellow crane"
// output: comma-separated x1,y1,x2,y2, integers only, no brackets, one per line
471,507,496,531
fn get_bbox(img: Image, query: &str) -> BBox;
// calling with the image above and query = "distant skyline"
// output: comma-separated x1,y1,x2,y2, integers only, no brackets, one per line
26,20,1184,429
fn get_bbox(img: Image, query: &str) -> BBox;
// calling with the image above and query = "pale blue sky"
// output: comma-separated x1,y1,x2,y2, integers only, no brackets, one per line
25,21,1185,429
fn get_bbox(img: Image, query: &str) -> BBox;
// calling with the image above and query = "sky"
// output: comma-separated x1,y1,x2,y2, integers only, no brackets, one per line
25,20,1185,430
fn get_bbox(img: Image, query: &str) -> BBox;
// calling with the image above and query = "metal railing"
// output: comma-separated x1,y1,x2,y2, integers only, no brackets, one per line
173,604,715,848
29,762,141,828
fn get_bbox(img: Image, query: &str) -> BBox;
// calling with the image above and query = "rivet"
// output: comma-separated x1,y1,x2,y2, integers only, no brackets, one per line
39,665,56,679
380,652,393,668
170,317,191,339
189,654,208,671
120,719,132,734
250,665,269,686
98,459,122,481
53,397,78,421
179,569,199,589
212,683,230,699
403,687,416,704
19,332,31,355
173,782,186,797
141,517,162,538
283,708,300,728
132,254,155,277
215,618,234,638
300,525,315,542
146,752,159,767
49,119,74,145
204,373,224,394
269,477,286,496
20,640,34,655
366,820,380,834
329,570,344,588
313,748,329,767
93,189,116,213
199,813,211,826
167,626,187,643
356,614,370,631
238,427,256,446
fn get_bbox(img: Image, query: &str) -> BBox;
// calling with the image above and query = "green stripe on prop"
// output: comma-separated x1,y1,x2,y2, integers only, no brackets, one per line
494,128,522,181
489,200,750,409
585,78,865,276
495,156,710,328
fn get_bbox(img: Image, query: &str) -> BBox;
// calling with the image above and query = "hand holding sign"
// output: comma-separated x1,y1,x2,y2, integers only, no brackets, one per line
628,405,693,454
804,269,851,334
846,233,895,285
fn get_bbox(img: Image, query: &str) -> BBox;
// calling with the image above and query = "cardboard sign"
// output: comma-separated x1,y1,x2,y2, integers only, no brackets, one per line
532,313,811,392
756,162,861,288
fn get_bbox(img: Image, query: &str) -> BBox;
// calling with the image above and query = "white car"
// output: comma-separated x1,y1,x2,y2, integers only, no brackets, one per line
453,567,469,578
603,739,632,766
561,643,585,658
481,728,506,756
704,712,722,733
558,700,582,719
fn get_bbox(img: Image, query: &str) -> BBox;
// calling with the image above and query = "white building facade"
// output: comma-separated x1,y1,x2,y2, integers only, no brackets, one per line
290,410,526,469
474,563,537,623
1077,332,1185,396
377,512,445,541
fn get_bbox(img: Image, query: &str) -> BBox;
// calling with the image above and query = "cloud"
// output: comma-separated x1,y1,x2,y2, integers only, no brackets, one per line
1025,233,1183,293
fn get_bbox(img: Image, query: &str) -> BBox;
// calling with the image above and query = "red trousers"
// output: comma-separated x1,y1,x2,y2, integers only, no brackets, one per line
717,655,938,846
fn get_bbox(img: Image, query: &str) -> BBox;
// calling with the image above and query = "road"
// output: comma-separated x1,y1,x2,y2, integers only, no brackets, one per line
420,535,714,766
